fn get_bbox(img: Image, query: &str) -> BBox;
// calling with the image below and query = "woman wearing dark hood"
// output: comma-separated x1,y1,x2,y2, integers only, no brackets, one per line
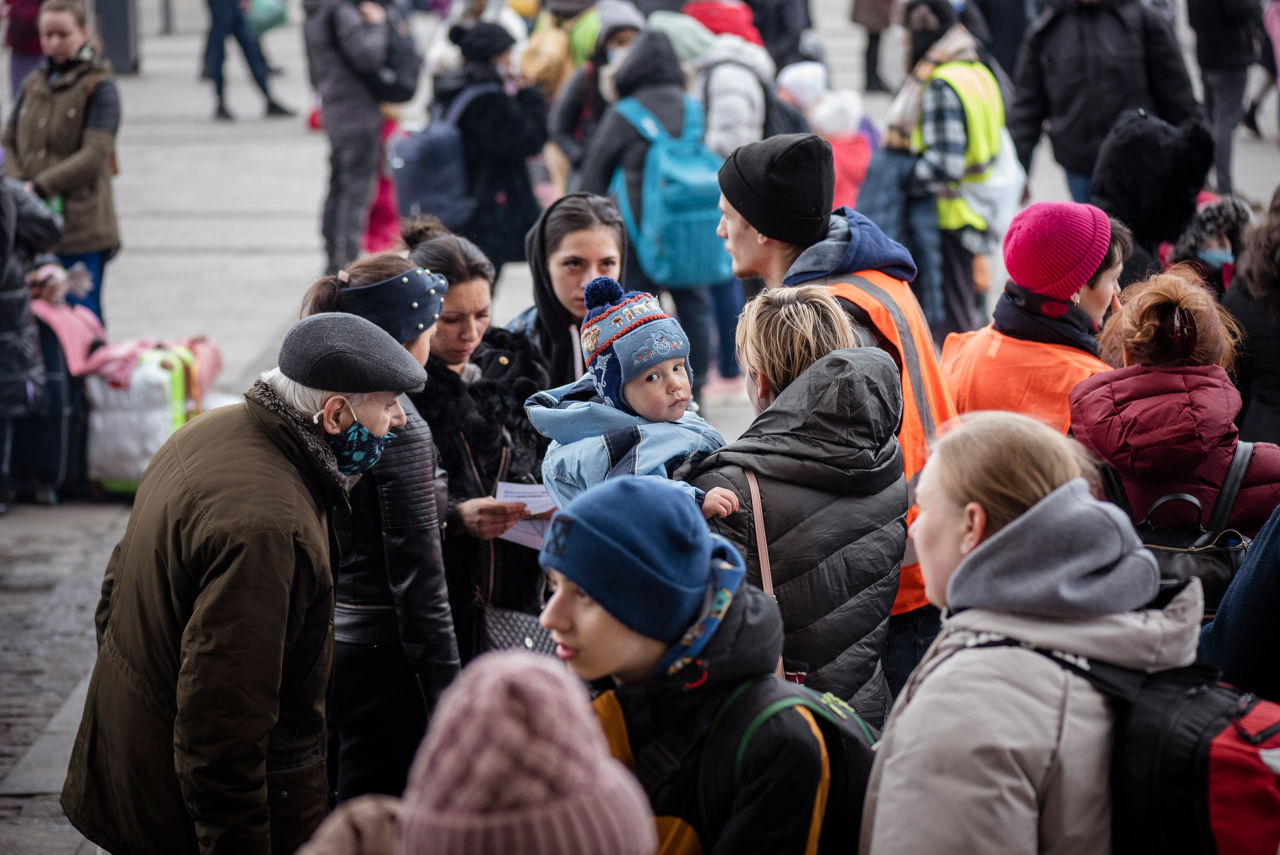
508,193,627,388
403,218,552,663
436,21,548,281
575,29,715,403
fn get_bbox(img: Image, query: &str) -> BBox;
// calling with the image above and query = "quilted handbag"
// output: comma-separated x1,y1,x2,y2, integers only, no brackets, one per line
482,604,556,655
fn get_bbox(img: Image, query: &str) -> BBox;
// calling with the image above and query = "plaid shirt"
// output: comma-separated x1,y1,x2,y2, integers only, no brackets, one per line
911,77,991,254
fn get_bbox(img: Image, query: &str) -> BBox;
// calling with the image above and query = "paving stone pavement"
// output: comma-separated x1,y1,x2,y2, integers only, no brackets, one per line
0,0,1277,852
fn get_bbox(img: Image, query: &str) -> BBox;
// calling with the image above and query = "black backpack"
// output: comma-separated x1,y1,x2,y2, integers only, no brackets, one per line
969,634,1280,854
330,0,421,104
1101,441,1253,620
632,676,876,852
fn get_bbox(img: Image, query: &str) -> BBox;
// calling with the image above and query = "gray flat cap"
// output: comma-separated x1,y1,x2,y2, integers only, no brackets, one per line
279,312,427,394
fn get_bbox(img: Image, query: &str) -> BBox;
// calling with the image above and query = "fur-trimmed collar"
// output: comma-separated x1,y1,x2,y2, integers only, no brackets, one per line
246,380,352,504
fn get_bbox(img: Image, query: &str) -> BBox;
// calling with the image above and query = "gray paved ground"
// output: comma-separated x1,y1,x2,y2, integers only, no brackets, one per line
0,0,1277,850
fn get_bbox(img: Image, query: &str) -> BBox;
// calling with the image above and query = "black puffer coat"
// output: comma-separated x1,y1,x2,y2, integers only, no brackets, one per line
0,178,62,418
1224,285,1280,445
1008,0,1202,176
410,327,550,662
684,348,907,727
437,63,548,270
333,398,460,705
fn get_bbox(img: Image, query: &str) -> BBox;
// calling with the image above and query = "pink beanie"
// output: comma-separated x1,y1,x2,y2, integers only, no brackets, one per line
1002,201,1112,301
395,651,657,855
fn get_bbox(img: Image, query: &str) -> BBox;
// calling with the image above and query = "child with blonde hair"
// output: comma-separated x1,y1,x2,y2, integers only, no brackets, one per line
687,285,907,724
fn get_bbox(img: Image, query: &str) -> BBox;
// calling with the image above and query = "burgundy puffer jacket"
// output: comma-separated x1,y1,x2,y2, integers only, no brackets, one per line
1069,364,1280,536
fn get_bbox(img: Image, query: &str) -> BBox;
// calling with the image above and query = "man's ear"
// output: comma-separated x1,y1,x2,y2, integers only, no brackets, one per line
755,372,773,409
317,396,349,436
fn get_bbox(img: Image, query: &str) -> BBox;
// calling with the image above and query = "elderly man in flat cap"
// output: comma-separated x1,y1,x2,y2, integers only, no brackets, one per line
61,313,428,855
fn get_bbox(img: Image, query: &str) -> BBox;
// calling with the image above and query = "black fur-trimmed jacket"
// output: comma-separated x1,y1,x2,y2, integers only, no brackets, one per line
410,326,550,662
333,397,461,707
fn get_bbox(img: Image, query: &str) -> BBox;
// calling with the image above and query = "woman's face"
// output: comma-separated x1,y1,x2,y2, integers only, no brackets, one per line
431,277,491,368
1078,261,1123,329
39,10,87,64
911,460,976,611
547,226,623,322
540,569,667,684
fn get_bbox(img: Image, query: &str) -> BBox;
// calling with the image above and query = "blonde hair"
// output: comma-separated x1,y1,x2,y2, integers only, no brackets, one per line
1099,264,1242,374
930,411,1088,537
735,286,857,396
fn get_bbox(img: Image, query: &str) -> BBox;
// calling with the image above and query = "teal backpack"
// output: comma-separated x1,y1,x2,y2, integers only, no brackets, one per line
608,96,732,289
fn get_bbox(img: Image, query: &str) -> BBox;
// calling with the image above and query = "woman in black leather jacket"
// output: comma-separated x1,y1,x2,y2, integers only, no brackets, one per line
403,217,551,663
301,252,461,802
0,178,63,513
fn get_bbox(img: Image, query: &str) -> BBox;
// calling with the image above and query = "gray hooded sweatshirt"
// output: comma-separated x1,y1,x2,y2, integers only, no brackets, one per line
861,478,1202,855
303,0,390,142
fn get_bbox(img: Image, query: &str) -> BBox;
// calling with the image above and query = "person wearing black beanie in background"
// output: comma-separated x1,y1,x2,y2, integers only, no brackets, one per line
433,21,548,285
716,132,959,700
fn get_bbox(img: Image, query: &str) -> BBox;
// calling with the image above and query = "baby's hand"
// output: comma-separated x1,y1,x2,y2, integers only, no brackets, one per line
701,487,740,520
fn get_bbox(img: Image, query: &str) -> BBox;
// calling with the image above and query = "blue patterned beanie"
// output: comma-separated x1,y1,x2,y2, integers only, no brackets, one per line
578,277,691,414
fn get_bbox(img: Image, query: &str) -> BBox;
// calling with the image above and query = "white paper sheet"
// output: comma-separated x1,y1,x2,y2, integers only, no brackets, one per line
494,482,556,549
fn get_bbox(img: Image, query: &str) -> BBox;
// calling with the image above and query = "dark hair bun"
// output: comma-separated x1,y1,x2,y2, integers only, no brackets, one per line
401,214,452,249
449,24,468,46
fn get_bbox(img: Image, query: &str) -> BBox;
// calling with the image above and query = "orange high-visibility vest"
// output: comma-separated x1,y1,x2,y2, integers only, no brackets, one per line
814,270,958,615
941,324,1110,434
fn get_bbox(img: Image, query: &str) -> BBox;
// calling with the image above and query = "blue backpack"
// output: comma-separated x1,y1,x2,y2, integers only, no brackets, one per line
608,96,732,289
389,84,500,228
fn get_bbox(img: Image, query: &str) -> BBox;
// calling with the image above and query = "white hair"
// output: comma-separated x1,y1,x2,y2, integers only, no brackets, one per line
260,367,366,417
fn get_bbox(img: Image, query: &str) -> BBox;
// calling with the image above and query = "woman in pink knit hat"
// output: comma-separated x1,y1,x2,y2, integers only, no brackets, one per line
296,650,657,855
940,201,1133,433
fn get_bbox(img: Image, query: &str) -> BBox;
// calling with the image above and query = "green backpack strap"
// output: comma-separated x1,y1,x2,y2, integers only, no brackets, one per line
696,677,877,831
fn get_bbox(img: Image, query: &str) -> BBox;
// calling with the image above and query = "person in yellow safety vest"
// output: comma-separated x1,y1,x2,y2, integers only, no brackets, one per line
887,0,1006,342
716,133,958,698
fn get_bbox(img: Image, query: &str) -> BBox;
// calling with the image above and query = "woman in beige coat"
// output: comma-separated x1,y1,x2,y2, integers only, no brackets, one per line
859,411,1203,855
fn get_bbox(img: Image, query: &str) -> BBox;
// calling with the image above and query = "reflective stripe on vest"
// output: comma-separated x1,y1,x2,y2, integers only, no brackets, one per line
909,61,1004,233
808,272,958,615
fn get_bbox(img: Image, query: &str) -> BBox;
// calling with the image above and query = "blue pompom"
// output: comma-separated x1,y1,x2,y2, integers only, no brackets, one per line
584,276,624,310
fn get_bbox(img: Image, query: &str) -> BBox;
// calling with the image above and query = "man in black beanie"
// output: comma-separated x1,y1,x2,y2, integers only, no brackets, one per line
716,132,959,702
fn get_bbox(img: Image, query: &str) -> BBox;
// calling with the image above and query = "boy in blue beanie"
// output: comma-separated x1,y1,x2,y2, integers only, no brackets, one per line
525,277,738,518
539,477,860,853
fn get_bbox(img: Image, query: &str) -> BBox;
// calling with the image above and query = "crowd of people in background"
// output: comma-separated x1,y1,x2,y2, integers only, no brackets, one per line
2,0,1280,851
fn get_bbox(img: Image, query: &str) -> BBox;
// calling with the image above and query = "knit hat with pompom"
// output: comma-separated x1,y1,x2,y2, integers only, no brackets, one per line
579,276,691,414
395,650,656,855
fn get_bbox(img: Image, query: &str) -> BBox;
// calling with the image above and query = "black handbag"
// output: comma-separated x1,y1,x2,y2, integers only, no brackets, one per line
1102,441,1253,620
482,604,556,655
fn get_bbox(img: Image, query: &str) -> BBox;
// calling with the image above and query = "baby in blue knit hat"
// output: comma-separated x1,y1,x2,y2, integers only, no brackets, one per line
525,277,739,519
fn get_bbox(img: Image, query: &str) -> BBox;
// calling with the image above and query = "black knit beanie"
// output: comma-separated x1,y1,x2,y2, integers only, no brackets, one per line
450,22,516,62
717,134,835,246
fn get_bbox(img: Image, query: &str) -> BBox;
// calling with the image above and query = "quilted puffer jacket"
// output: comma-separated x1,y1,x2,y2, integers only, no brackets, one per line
1069,364,1280,537
685,348,907,727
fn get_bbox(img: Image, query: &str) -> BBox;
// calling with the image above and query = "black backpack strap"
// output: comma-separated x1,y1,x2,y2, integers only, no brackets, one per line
1205,441,1253,534
630,680,749,802
963,634,1146,703
1099,463,1133,517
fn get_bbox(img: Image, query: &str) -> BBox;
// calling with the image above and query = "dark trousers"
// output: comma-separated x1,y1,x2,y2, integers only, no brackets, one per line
883,603,942,698
710,279,744,378
936,230,981,342
327,640,429,802
322,130,382,274
204,0,271,102
1201,66,1249,195
670,287,713,399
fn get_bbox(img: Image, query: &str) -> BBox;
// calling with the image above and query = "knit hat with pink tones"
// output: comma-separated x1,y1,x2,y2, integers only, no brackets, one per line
1002,202,1112,301
395,651,657,855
